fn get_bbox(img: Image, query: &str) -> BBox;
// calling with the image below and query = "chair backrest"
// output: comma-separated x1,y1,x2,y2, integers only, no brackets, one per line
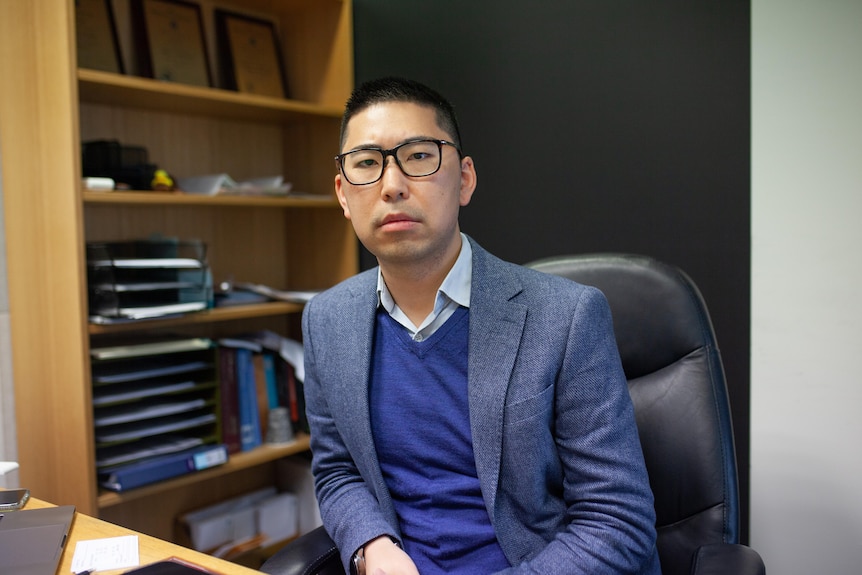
527,254,740,575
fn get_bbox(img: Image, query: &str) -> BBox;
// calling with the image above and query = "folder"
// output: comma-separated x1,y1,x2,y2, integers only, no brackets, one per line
99,443,228,492
235,348,262,451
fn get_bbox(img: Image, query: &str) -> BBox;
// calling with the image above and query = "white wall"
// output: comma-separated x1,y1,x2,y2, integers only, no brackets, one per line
751,1,862,573
0,150,18,468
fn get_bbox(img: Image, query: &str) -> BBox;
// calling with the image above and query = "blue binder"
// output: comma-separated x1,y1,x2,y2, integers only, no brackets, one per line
98,444,228,492
235,348,262,451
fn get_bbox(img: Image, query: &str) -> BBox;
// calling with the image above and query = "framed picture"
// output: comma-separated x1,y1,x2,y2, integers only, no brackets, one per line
215,10,288,98
76,0,124,74
133,0,211,87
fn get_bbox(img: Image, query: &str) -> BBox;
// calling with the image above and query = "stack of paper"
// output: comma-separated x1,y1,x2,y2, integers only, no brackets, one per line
175,174,292,196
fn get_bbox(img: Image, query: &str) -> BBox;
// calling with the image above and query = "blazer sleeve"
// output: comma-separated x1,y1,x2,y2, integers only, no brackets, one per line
302,293,400,570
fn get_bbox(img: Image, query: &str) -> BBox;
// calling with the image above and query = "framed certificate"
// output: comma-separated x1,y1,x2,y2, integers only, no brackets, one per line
215,10,287,98
134,0,211,87
76,0,124,73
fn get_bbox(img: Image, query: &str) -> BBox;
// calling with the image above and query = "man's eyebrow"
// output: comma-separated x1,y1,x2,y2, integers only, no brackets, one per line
344,142,383,152
345,136,440,153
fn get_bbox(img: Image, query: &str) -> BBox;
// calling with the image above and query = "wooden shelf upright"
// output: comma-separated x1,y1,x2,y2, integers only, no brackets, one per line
0,0,356,558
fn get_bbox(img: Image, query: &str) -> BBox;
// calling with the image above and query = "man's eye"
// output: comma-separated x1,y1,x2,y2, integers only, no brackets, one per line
349,153,381,169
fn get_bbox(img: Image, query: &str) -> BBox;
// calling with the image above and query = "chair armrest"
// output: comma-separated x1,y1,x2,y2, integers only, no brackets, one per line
691,543,766,575
260,525,345,575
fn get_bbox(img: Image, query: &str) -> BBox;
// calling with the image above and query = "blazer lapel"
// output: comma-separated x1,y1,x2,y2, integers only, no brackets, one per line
466,240,527,521
323,270,403,527
326,271,382,468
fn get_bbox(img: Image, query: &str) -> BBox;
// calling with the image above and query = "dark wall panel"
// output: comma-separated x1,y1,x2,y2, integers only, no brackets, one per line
353,0,750,540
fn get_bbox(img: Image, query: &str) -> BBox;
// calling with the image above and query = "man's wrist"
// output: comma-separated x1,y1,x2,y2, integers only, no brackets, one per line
351,535,400,575
351,544,366,575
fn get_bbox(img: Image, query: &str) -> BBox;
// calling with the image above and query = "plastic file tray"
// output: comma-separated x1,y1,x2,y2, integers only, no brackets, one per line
87,239,211,321
90,336,221,485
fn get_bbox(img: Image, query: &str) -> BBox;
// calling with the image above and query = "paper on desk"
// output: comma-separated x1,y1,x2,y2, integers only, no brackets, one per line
71,534,140,572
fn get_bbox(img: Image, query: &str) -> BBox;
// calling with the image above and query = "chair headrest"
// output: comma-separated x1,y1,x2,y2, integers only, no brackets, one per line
528,254,717,379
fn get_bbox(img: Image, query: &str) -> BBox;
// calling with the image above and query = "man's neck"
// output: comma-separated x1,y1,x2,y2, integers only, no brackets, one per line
379,236,463,326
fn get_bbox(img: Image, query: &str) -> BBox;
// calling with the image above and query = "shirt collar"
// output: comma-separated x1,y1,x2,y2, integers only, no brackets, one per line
377,232,473,312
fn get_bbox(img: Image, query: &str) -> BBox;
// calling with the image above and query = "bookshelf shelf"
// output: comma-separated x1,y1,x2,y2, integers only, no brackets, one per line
97,434,311,509
78,68,343,123
83,190,340,208
88,302,305,335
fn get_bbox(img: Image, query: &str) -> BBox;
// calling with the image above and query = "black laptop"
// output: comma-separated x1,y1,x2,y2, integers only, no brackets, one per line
0,505,76,575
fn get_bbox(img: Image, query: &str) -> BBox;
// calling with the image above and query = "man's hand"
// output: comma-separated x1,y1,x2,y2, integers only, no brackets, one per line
365,535,419,575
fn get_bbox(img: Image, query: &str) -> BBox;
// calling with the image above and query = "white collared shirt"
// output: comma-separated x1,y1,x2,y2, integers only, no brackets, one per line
377,233,472,341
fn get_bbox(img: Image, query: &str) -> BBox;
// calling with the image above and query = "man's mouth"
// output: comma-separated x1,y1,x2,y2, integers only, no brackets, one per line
379,213,417,227
379,214,419,232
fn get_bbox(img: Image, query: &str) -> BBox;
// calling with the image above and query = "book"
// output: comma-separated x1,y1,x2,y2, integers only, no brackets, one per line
235,348,262,451
252,352,269,440
218,346,240,454
123,557,225,575
276,359,308,435
292,366,309,434
218,331,306,446
99,443,228,492
262,352,279,410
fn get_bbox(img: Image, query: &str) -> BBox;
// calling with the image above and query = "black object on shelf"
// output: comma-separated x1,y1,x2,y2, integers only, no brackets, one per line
82,139,158,190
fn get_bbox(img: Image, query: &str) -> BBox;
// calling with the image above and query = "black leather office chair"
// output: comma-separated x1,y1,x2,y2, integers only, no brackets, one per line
261,253,765,575
526,254,764,575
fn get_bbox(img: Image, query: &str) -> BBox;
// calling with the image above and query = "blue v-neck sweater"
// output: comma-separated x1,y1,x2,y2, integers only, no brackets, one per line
369,307,510,574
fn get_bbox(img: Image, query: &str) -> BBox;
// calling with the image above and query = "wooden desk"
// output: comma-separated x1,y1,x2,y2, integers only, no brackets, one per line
23,497,261,575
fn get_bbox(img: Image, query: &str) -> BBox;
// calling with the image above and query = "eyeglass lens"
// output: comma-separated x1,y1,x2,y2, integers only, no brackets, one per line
341,140,443,185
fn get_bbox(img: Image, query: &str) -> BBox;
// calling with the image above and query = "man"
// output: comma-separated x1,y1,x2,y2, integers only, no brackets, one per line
302,77,661,575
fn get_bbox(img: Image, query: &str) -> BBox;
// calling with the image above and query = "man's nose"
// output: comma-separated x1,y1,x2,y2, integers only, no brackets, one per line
379,156,409,200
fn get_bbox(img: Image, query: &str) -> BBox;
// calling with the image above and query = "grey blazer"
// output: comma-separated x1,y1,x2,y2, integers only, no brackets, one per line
301,237,661,574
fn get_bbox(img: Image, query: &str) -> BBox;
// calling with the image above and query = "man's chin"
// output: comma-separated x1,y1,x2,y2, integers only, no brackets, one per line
366,239,427,265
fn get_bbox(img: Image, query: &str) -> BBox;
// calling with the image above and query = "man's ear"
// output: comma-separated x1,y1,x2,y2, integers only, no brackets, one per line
334,173,352,220
459,156,477,207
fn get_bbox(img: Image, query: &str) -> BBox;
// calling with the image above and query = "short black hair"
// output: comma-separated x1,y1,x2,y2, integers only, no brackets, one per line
339,77,463,151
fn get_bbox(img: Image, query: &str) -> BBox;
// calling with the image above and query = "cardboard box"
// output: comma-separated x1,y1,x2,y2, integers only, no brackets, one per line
276,455,322,534
181,487,276,551
257,491,299,543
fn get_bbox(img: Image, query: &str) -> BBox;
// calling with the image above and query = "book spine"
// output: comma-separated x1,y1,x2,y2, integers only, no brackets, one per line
263,352,280,409
253,352,270,440
218,346,241,454
293,368,309,435
236,348,262,451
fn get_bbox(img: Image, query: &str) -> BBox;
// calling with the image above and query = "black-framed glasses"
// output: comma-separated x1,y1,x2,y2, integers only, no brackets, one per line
335,139,461,185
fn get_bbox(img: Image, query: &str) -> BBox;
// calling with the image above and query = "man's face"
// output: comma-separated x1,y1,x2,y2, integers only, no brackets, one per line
335,101,476,268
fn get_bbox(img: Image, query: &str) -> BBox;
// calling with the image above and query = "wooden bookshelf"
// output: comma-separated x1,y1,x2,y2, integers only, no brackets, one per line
0,0,355,557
